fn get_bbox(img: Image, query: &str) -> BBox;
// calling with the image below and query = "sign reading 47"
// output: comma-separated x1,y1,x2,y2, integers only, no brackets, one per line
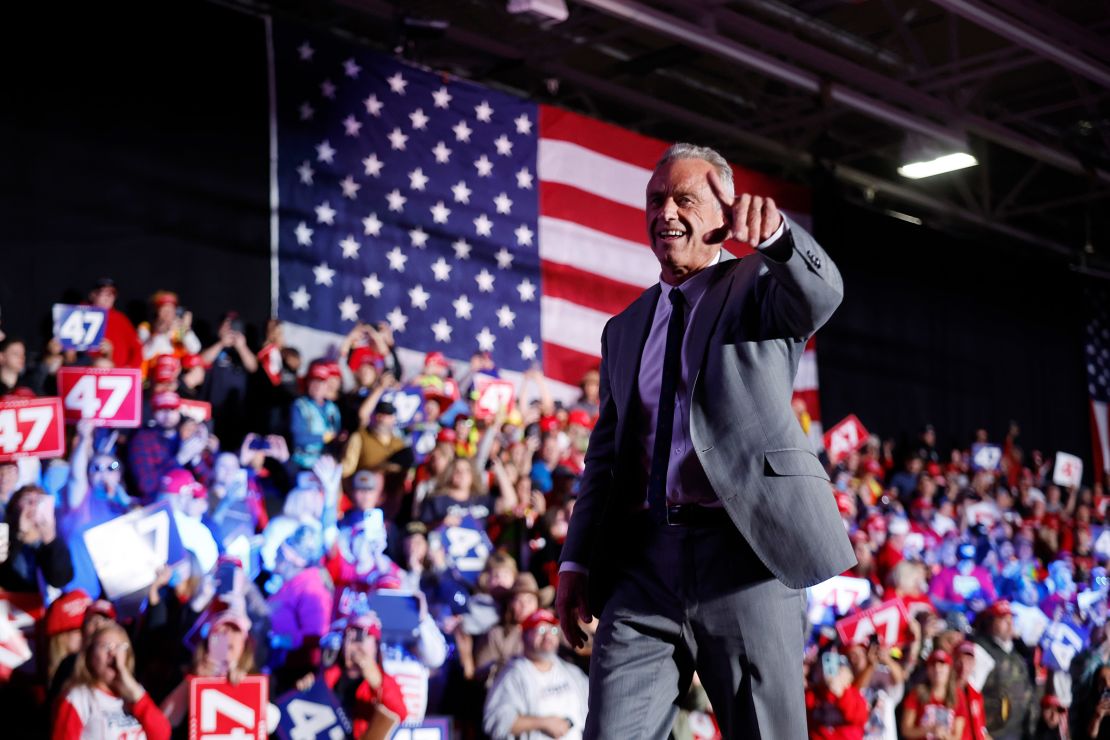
0,397,65,462
57,367,142,427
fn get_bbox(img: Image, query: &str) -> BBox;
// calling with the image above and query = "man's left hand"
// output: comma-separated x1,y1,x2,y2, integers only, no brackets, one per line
707,170,782,245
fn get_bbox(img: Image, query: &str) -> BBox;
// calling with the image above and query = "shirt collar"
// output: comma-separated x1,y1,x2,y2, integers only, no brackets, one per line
659,250,722,307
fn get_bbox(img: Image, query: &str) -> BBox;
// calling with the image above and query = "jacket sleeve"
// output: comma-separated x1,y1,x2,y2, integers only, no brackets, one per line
51,696,85,740
37,536,74,589
131,692,172,740
755,215,844,340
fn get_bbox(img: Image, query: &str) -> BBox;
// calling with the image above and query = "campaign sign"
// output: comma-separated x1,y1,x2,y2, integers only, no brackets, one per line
1053,451,1083,488
823,415,869,465
385,387,425,428
1094,527,1110,559
52,304,107,352
970,443,1002,472
189,675,269,740
439,518,492,585
806,576,872,625
0,591,44,669
57,367,142,427
1040,619,1089,672
258,343,283,386
83,500,187,599
835,598,910,647
473,376,515,421
179,399,213,423
276,680,352,740
391,718,452,740
0,396,65,462
1010,602,1050,647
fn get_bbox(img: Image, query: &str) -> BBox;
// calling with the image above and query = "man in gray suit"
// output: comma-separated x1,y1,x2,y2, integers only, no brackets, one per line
555,143,856,739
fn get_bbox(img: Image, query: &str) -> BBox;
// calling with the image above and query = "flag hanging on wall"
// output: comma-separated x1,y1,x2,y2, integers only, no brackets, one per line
270,20,822,435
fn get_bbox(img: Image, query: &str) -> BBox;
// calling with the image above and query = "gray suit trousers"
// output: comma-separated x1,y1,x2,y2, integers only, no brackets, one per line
584,514,808,739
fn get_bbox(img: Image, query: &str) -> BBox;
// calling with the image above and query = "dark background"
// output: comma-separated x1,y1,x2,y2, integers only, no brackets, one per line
0,0,1097,470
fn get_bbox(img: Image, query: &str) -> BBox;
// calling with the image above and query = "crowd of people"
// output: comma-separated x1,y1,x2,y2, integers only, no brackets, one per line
0,277,1107,740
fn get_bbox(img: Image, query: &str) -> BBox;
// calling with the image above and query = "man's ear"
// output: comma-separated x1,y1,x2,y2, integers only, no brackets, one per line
704,222,731,245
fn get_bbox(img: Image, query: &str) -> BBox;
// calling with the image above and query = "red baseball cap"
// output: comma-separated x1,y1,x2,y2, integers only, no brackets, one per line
521,609,559,633
152,391,181,410
927,649,953,665
45,590,93,636
436,429,457,445
347,611,383,641
152,290,179,307
181,354,205,371
986,600,1013,619
567,409,594,430
162,468,207,499
348,346,382,372
86,599,117,622
307,361,331,381
153,354,181,383
539,416,560,434
424,351,448,369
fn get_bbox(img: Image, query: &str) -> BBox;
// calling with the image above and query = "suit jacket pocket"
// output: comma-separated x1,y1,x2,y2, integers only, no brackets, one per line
763,448,831,480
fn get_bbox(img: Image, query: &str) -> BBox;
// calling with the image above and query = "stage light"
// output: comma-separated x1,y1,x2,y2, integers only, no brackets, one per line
507,0,569,24
897,152,978,179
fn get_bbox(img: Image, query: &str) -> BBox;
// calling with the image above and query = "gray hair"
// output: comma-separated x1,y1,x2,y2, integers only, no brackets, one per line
656,142,734,202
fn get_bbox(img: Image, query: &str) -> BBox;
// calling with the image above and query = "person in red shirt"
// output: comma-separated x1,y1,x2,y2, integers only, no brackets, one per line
805,650,869,739
901,649,967,740
88,277,143,369
954,641,988,740
876,517,909,588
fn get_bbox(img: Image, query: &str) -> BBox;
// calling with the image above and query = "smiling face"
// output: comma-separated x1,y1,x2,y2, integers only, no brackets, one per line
645,157,728,285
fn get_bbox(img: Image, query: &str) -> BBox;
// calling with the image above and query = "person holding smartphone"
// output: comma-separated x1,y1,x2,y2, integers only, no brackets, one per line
53,623,171,740
0,484,73,594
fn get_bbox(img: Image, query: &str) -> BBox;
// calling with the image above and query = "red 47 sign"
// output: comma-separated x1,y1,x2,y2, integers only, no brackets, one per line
0,397,65,462
823,414,869,465
835,598,910,648
474,375,515,420
189,676,268,740
58,367,142,427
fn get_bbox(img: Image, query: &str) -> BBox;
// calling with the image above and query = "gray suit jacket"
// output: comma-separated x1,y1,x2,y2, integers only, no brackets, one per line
561,216,856,612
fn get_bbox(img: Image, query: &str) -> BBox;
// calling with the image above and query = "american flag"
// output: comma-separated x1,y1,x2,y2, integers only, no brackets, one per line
270,21,823,430
1086,290,1110,482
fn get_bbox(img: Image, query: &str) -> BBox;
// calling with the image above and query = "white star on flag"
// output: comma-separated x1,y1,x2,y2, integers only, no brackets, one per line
362,154,383,177
297,42,314,61
496,305,516,328
315,201,336,224
409,108,430,130
295,222,314,246
340,235,361,258
476,326,496,351
493,193,513,214
432,86,452,109
387,72,407,94
475,100,494,122
386,247,407,271
409,284,430,309
299,102,314,121
340,176,361,199
339,296,360,321
343,58,361,78
362,273,383,297
518,336,538,360
474,214,493,237
514,224,534,246
364,94,383,116
320,80,336,99
453,294,474,319
315,140,336,163
408,168,429,191
494,134,513,156
475,269,495,292
386,189,407,212
313,262,336,286
386,307,408,332
516,167,534,189
431,318,453,342
409,227,429,248
453,239,472,259
452,120,472,142
430,201,451,224
474,155,493,177
432,141,452,164
342,115,362,136
495,248,513,269
362,213,382,236
451,181,472,204
297,161,315,184
517,278,536,301
514,114,532,134
388,128,408,150
431,257,452,281
290,285,311,310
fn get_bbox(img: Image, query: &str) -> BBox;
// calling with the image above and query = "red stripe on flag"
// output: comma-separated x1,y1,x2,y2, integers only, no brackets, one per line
541,262,647,316
541,105,668,170
540,182,648,245
543,341,602,387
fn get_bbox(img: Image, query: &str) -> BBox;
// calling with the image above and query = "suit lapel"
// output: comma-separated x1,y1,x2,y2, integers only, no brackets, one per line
612,285,660,419
684,253,738,383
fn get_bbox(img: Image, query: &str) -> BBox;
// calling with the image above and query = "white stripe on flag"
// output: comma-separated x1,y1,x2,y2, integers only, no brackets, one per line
794,347,818,391
539,216,658,288
1094,400,1110,473
541,296,611,356
538,138,652,209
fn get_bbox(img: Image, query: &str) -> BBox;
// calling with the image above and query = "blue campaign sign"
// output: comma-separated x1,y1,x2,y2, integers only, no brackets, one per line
384,387,425,428
408,425,439,465
276,680,353,740
439,516,492,585
1040,619,1089,672
970,444,1003,472
52,304,108,352
391,717,451,740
